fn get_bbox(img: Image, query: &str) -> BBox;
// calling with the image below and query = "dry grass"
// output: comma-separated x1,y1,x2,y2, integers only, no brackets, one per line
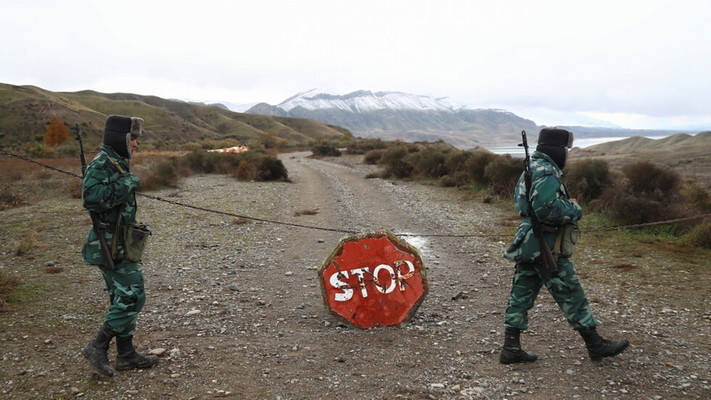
0,271,21,312
293,209,319,217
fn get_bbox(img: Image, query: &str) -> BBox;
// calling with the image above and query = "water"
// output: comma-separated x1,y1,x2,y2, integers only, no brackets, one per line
487,135,670,157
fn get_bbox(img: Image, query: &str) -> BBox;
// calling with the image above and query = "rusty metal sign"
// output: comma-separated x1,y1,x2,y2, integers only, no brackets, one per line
317,230,428,329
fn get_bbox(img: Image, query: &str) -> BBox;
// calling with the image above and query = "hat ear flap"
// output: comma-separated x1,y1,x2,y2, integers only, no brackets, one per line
130,117,144,137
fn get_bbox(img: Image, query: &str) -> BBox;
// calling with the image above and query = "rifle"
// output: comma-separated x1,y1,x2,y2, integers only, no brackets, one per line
74,124,115,270
519,130,558,272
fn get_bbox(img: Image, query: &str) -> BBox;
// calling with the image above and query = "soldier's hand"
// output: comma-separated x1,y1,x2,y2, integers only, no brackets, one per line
122,172,141,190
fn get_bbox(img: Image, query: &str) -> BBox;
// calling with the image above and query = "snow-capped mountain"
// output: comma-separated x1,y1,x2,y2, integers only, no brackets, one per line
246,89,538,148
277,89,461,113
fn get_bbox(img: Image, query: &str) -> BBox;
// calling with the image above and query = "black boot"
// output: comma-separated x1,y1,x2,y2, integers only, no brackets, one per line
500,327,538,364
115,335,159,371
82,324,115,376
578,327,629,361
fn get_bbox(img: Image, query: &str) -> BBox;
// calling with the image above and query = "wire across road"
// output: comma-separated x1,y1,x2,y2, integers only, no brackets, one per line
1,148,709,237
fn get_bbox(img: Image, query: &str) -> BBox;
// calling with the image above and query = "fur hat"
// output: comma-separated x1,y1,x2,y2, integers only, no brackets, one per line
103,115,143,159
538,127,574,148
536,128,574,170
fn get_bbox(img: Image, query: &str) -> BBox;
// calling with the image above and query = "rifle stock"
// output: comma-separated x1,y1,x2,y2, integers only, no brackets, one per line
520,130,558,272
75,124,115,270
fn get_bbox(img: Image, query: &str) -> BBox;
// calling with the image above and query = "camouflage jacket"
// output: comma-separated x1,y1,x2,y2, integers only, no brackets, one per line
81,145,140,266
503,151,582,262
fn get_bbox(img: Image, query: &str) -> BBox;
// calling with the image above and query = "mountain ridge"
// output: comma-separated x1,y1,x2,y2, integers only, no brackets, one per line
246,89,538,147
0,83,351,150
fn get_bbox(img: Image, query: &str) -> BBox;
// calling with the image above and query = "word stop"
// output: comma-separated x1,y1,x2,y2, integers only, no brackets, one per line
328,260,416,301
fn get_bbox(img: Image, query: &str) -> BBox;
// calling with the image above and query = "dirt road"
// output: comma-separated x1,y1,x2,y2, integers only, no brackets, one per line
0,152,708,399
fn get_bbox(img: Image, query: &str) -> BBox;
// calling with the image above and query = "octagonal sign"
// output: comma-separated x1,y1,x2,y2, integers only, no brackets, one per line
317,230,428,329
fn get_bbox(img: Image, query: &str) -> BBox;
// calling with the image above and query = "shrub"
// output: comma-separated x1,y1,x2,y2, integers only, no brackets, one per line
596,161,683,224
408,149,448,178
15,230,38,256
235,160,257,181
439,175,456,187
0,179,26,210
256,156,289,181
142,160,179,190
566,159,611,203
440,150,498,187
0,271,21,312
483,155,522,197
346,138,386,154
179,150,288,181
623,161,680,199
27,143,56,158
596,185,671,224
363,150,384,165
379,146,413,179
680,184,711,213
311,143,342,157
679,220,711,249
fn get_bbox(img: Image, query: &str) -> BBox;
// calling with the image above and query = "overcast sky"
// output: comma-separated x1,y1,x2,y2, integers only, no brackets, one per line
2,0,710,130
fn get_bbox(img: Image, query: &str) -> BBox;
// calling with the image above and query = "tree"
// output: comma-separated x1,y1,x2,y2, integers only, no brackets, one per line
43,117,69,147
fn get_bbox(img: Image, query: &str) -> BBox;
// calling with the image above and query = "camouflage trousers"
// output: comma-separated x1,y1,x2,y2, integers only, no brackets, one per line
98,260,146,338
504,258,598,331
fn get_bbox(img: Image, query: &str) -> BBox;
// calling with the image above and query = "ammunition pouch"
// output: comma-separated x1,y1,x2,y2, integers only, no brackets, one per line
554,223,580,258
124,223,151,262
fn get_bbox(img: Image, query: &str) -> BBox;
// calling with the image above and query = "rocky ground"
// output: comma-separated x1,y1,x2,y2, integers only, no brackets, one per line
0,152,709,400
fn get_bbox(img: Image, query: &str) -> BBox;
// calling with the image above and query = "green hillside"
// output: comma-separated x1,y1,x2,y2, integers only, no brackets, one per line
0,83,352,150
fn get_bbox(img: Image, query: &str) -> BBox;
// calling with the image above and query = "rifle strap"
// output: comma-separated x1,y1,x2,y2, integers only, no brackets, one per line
106,157,127,174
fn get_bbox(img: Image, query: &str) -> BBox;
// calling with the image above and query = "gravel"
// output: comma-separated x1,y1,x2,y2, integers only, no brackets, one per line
0,152,709,399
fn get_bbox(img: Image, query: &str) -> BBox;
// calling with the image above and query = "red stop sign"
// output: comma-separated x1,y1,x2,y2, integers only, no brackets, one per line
317,230,428,329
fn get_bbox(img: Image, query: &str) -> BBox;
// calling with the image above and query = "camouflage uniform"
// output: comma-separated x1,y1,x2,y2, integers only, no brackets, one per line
82,115,158,376
503,150,598,331
82,145,144,336
499,128,628,364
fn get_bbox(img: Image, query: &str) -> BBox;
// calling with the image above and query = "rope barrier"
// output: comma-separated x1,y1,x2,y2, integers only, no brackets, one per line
2,148,709,238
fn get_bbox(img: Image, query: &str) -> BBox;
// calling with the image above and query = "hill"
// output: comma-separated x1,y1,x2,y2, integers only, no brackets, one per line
0,83,351,151
246,90,539,148
572,132,711,188
585,131,711,152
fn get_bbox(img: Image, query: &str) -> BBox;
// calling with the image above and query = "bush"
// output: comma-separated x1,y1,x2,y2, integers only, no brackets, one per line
596,186,671,224
679,220,711,249
462,151,498,186
363,150,383,165
26,143,56,158
0,179,26,210
256,156,289,181
141,160,179,190
311,143,342,157
483,155,522,197
623,161,680,199
0,271,22,312
346,138,386,154
408,149,448,178
379,146,413,179
680,184,711,213
235,160,257,181
566,159,611,203
179,150,289,182
596,161,682,224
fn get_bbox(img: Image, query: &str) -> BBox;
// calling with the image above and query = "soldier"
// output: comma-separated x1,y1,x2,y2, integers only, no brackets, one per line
81,115,158,376
500,127,629,364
